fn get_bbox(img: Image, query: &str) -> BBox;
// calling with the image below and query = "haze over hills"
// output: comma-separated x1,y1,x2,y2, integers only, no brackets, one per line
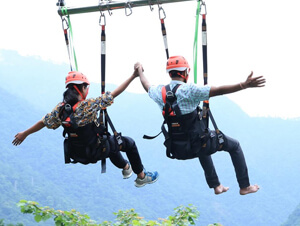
1,50,300,225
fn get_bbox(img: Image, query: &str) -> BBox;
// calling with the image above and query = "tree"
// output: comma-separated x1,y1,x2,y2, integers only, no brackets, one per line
0,219,23,226
17,200,223,226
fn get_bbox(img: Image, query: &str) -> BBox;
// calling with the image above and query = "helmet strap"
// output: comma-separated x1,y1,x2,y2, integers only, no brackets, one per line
73,85,85,100
177,72,188,82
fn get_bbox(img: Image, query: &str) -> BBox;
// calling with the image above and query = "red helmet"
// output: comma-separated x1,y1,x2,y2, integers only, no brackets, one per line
65,71,90,88
166,56,190,81
166,56,190,73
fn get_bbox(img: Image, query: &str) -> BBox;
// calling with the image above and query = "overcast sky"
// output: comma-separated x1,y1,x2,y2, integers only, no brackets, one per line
1,0,299,119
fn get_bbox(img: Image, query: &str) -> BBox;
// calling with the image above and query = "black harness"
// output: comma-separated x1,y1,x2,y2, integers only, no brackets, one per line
61,103,109,167
144,84,212,160
162,84,211,159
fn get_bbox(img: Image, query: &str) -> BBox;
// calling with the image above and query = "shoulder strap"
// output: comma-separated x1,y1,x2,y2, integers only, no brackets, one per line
163,84,182,118
143,84,181,140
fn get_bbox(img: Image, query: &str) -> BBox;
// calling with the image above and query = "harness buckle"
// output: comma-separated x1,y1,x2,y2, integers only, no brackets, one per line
217,133,224,145
94,120,100,127
115,134,123,146
166,91,174,99
65,103,72,114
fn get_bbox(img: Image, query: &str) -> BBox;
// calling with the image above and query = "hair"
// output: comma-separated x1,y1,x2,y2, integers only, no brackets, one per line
63,83,88,106
169,70,185,78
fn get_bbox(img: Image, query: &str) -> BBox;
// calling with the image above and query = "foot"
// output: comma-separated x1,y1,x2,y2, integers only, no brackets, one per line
240,184,260,195
122,164,133,179
134,171,159,188
214,184,229,195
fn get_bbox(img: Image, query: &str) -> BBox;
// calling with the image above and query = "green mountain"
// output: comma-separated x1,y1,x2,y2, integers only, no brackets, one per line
1,49,300,225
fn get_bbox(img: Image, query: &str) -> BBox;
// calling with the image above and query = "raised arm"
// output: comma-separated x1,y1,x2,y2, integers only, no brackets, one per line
136,62,151,93
110,65,139,98
209,71,266,97
12,120,45,146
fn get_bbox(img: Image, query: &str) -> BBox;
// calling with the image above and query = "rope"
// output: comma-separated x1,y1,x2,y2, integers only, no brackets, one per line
193,0,201,84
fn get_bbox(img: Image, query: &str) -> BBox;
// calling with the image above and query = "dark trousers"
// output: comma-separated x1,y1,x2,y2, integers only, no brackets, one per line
198,131,250,189
108,136,144,175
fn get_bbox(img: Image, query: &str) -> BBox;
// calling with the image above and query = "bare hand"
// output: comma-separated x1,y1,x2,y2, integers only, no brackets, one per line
243,71,266,88
12,132,27,146
134,62,144,75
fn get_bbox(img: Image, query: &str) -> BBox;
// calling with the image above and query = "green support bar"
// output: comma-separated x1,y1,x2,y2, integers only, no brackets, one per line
58,0,195,16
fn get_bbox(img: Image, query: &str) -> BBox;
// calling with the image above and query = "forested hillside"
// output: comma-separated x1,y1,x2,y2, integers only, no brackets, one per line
283,204,300,226
1,50,300,225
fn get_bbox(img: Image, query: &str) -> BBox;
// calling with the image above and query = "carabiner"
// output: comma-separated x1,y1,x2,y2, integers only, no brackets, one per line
158,5,166,20
61,17,69,30
99,11,106,26
200,0,207,15
125,1,132,16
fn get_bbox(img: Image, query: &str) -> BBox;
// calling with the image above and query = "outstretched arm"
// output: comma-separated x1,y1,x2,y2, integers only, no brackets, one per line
209,71,266,97
110,66,139,98
12,120,45,146
136,62,151,92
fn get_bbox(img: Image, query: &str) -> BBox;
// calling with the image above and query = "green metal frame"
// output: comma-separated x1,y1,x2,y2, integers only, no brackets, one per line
58,0,195,16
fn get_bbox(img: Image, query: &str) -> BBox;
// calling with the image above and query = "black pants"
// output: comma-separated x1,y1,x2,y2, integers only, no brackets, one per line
108,136,144,175
198,131,250,189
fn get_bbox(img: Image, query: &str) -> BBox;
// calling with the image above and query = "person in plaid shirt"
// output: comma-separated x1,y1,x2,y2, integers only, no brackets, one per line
136,56,266,195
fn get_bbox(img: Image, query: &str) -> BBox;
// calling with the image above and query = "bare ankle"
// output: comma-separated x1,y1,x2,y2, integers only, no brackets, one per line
123,163,129,170
138,171,145,179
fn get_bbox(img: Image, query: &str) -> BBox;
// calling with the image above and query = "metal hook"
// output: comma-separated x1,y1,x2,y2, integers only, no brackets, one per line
107,6,113,16
148,0,154,11
107,0,113,16
98,0,112,16
158,4,166,20
200,0,207,15
125,1,132,16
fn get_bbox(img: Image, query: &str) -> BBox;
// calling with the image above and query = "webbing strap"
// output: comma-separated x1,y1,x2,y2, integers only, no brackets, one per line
202,14,208,85
160,19,169,59
61,7,78,71
195,1,224,149
98,14,123,170
159,5,169,59
201,10,209,128
100,18,108,131
101,23,106,95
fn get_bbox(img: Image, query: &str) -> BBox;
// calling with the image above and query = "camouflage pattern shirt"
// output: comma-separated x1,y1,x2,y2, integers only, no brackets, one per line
42,91,113,129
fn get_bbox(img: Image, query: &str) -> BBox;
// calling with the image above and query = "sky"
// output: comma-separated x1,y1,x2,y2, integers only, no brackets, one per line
0,0,299,119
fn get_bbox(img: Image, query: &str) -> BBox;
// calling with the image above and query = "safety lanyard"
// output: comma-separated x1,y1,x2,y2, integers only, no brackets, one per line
99,13,107,129
99,13,123,158
200,2,210,126
194,1,224,148
159,5,169,59
60,7,78,71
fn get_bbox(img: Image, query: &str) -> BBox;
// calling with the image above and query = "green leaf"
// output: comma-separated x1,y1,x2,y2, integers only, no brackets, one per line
34,214,42,222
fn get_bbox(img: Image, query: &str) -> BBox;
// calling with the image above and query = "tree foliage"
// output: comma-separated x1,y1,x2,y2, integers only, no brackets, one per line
17,200,223,226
